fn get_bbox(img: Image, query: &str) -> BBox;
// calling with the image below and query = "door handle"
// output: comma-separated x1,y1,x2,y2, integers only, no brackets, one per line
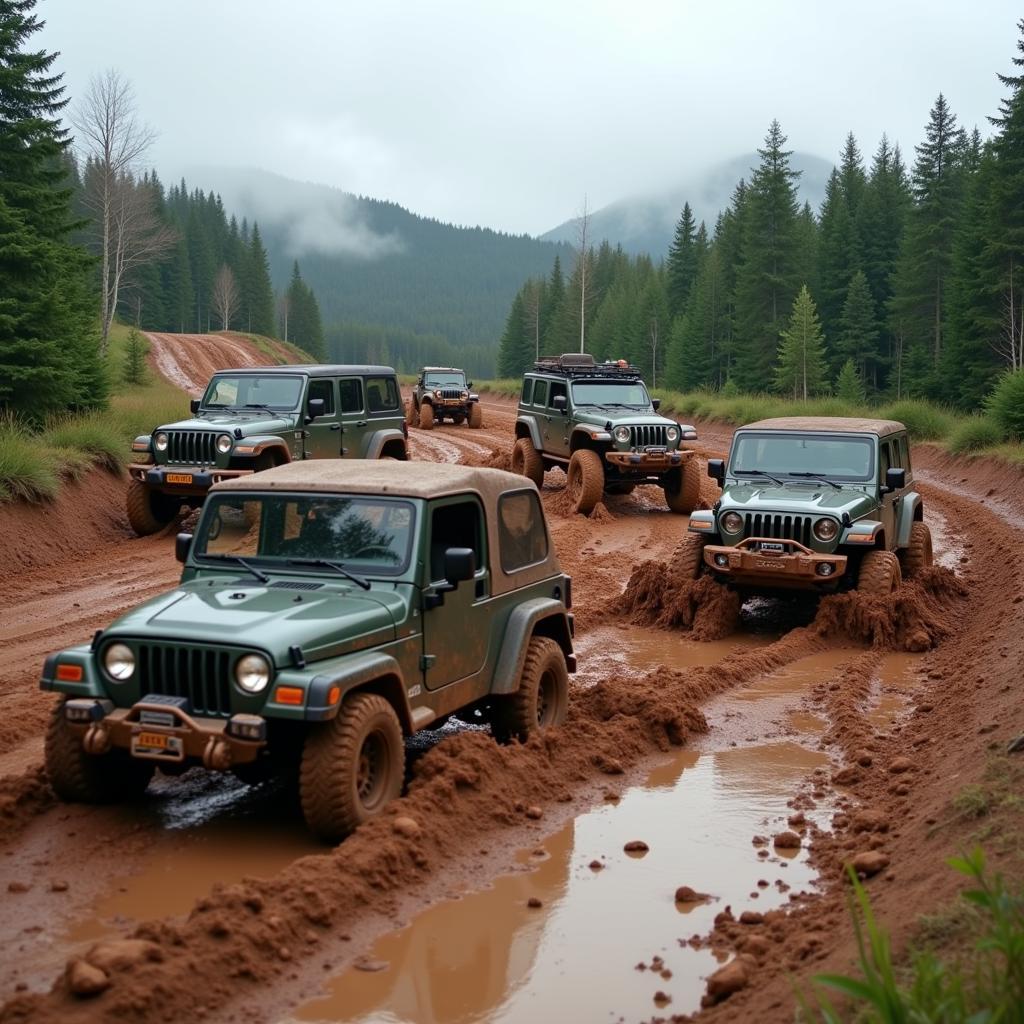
355,420,367,428
329,423,341,431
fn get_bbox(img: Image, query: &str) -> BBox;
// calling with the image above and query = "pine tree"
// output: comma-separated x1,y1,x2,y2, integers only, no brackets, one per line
630,272,670,385
122,327,147,384
244,224,276,335
774,286,828,399
835,358,866,404
836,270,880,386
496,290,531,377
286,261,325,359
665,245,727,390
817,167,861,335
666,202,699,319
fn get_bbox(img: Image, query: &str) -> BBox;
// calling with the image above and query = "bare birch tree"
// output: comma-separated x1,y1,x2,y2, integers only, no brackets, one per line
212,265,240,331
574,195,591,353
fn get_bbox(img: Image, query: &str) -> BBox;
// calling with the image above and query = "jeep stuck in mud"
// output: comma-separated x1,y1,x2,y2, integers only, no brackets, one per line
406,366,483,430
42,461,574,841
511,354,701,515
126,365,409,536
684,417,933,596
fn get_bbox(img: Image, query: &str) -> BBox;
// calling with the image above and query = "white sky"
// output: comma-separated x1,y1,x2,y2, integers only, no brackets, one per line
38,0,1021,235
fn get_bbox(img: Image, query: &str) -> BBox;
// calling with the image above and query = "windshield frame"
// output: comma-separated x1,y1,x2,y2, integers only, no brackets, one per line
728,430,876,483
570,380,652,408
422,372,467,388
200,373,306,412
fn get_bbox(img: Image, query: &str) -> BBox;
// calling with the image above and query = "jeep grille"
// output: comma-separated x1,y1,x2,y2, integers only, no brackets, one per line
166,430,217,465
440,388,463,399
629,424,667,448
136,643,233,717
743,512,813,547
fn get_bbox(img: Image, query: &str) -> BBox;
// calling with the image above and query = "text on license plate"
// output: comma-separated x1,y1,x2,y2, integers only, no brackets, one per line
166,473,193,484
132,731,183,759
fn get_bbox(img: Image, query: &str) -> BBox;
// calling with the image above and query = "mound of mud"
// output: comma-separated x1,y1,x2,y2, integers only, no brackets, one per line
542,487,614,521
0,767,53,841
459,447,512,472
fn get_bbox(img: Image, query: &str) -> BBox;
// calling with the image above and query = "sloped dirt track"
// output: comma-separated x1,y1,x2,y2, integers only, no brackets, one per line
0,340,1021,1023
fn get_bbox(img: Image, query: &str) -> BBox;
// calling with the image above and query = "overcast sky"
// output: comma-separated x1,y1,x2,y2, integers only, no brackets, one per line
38,0,1021,236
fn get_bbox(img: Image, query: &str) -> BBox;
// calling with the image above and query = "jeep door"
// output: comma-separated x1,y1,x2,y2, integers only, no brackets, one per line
338,376,368,458
878,438,900,543
304,378,342,458
544,380,570,457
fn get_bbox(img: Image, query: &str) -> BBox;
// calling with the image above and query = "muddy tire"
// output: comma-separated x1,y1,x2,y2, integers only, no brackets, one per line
672,532,707,579
45,699,154,803
126,478,179,536
468,403,483,429
857,549,902,596
300,693,405,843
405,399,417,426
491,636,568,743
511,437,545,487
566,449,605,515
899,521,933,576
418,403,434,430
663,459,701,514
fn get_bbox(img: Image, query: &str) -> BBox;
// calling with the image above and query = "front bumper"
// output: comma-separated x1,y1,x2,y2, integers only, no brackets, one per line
129,463,254,496
704,537,847,588
604,449,695,472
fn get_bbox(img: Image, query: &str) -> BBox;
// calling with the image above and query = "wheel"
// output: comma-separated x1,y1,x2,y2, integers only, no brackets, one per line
899,521,933,576
126,478,180,536
405,400,417,426
566,449,604,515
419,403,434,430
663,459,701,514
491,637,568,743
672,532,707,579
857,549,902,597
300,692,405,842
468,403,483,429
451,412,465,425
45,699,154,803
511,437,544,487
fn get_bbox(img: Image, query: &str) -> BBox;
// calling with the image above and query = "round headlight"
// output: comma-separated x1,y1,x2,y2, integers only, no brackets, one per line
813,517,839,542
235,654,271,694
154,431,169,452
665,425,680,443
216,433,232,455
722,511,743,533
613,425,631,443
434,389,443,398
104,643,135,681
461,390,469,400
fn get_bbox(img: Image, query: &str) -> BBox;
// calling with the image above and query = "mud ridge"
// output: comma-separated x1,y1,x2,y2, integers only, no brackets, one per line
0,767,53,844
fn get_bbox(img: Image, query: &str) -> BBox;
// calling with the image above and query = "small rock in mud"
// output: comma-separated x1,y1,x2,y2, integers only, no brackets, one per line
653,990,672,1006
704,956,751,1004
597,757,625,775
713,906,735,927
525,805,543,820
889,757,914,774
854,750,874,767
353,958,389,972
674,886,711,904
751,835,768,847
67,959,109,997
624,840,650,854
833,766,862,786
847,851,890,878
851,809,889,834
527,897,543,908
86,939,163,972
739,911,764,925
7,881,30,893
392,816,421,838
787,811,806,828
603,790,620,802
741,934,771,958
589,860,604,871
773,831,801,850
50,880,69,893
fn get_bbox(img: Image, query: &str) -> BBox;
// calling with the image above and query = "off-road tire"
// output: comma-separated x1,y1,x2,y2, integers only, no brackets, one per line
418,402,434,430
857,549,902,597
300,693,405,842
126,478,179,536
663,459,701,514
491,636,568,743
567,449,605,515
405,399,417,426
672,532,707,579
468,403,483,429
899,521,933,576
511,437,545,487
45,699,154,803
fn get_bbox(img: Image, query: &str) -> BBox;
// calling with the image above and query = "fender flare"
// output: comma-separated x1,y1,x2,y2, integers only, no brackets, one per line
302,651,412,729
365,428,408,460
491,599,574,695
896,491,923,547
514,416,543,450
239,436,293,464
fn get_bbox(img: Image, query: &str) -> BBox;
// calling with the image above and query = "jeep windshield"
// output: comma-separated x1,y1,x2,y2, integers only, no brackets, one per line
194,494,415,576
730,433,874,482
201,374,304,411
570,382,651,407
423,373,466,387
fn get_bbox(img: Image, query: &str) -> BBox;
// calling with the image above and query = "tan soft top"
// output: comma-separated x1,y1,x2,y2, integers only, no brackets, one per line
743,417,905,436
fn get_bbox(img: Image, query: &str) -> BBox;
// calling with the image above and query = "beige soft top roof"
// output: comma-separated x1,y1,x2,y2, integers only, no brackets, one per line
742,417,905,436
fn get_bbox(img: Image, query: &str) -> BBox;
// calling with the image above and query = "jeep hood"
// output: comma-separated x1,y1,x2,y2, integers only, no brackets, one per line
104,579,406,664
574,409,678,428
720,483,876,520
157,414,295,434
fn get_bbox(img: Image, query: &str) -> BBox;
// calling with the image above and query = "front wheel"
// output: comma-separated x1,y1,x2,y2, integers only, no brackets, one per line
300,693,405,843
672,532,707,580
857,549,902,597
899,521,933,576
418,403,434,430
126,479,180,536
566,449,604,515
511,437,545,487
663,459,701,514
405,400,417,426
468,403,483,429
491,637,569,743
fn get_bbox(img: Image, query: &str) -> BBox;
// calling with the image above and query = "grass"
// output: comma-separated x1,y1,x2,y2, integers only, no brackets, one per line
226,331,315,365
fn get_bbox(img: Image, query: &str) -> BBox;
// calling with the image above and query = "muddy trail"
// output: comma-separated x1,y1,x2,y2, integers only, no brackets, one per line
1,356,1022,1023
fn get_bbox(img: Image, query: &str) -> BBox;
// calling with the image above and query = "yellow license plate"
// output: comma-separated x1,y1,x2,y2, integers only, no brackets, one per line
137,731,168,749
166,473,193,485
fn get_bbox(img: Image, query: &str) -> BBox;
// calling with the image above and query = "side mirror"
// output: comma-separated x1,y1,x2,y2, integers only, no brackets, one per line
190,399,200,415
707,459,725,485
466,380,473,388
652,398,661,411
305,397,325,423
884,467,906,492
444,547,476,585
175,532,193,564
552,394,567,412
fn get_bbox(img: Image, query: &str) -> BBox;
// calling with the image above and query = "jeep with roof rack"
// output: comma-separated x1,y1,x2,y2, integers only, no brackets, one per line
407,366,483,430
511,353,701,515
42,461,574,842
126,364,409,537
682,416,933,597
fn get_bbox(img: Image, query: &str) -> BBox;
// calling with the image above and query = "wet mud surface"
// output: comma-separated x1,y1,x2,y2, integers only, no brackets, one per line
1,356,1023,1023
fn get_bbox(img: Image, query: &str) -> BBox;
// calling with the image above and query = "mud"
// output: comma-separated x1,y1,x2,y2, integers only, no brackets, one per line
620,562,743,640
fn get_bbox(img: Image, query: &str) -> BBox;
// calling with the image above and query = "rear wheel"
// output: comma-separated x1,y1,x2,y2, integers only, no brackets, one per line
511,437,545,487
300,693,405,843
468,403,483,429
663,459,701,514
566,449,604,515
672,532,707,580
405,400,417,426
857,549,902,597
418,403,434,430
899,521,933,576
126,478,180,536
492,637,568,743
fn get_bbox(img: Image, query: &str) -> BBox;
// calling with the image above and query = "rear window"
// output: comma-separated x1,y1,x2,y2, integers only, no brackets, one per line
498,490,548,573
365,376,399,412
521,378,534,404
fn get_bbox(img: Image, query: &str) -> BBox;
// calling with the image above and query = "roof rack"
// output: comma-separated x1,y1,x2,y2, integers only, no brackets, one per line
532,353,643,379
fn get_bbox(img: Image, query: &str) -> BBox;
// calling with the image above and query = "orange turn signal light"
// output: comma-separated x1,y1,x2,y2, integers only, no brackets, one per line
274,686,305,706
327,686,341,705
56,664,84,682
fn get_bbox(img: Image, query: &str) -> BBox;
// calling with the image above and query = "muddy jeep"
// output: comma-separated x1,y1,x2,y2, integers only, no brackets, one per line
42,462,574,842
406,366,483,430
126,365,409,536
683,417,933,597
511,354,700,515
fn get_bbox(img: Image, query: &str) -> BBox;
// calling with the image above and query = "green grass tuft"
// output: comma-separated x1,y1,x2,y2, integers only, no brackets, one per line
947,416,1006,454
0,417,61,502
876,399,956,440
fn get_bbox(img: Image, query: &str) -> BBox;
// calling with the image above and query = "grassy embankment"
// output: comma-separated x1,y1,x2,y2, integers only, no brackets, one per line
0,325,307,504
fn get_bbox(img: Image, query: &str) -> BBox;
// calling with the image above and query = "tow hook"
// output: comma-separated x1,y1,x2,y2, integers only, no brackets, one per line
83,722,111,755
202,735,232,771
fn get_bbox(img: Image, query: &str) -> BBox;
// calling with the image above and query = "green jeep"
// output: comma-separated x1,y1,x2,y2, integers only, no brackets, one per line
511,354,700,515
41,462,574,842
406,366,483,430
126,365,409,536
683,417,933,597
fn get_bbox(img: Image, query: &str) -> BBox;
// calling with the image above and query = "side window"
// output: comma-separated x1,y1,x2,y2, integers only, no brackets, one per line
429,500,484,582
365,376,399,412
498,490,548,573
532,380,548,407
888,437,903,468
307,379,335,416
521,378,534,404
339,378,364,413
548,381,567,408
879,441,892,479
900,435,912,475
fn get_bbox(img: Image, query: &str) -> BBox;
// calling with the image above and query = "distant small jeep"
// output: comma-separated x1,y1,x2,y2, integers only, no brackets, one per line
42,462,574,842
126,364,409,536
512,353,700,515
683,417,933,596
407,366,483,430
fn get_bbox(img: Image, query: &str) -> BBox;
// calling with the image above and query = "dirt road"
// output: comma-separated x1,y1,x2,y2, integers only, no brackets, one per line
1,341,1022,1023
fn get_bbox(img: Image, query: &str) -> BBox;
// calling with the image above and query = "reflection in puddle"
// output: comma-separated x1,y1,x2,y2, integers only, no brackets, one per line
289,742,829,1024
867,652,920,729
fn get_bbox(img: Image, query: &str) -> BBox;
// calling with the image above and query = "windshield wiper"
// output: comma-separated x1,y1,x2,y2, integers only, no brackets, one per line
787,472,842,490
199,553,270,583
286,558,371,591
243,403,278,415
733,469,784,486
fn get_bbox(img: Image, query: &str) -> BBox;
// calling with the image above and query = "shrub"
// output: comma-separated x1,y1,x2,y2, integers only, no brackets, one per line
835,359,866,404
878,399,955,441
122,328,148,385
947,417,1006,454
0,417,60,502
985,369,1024,440
43,417,124,473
